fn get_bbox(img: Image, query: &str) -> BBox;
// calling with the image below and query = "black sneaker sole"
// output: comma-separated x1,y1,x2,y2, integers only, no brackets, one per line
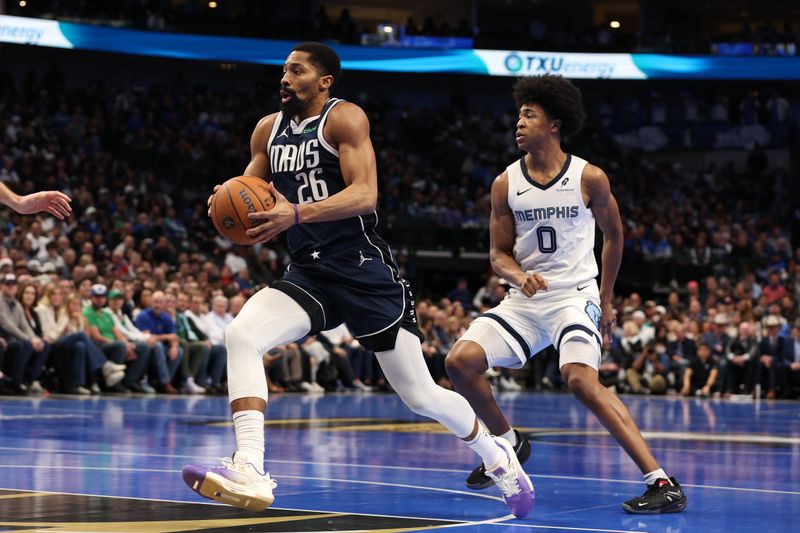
623,497,687,514
466,431,531,490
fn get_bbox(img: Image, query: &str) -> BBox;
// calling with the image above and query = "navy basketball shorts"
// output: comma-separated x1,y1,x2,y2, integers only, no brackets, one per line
271,241,422,352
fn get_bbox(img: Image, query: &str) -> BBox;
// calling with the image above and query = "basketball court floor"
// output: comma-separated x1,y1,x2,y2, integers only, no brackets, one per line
0,391,797,532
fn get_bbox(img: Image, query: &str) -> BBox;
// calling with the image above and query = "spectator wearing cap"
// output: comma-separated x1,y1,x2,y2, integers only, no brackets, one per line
701,312,731,361
134,290,184,391
0,273,49,394
681,342,719,397
755,315,784,399
778,319,800,398
723,321,757,395
83,284,135,392
105,289,172,394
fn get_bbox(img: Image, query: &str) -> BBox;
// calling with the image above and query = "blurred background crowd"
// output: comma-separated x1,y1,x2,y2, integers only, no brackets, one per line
0,51,798,400
0,0,798,401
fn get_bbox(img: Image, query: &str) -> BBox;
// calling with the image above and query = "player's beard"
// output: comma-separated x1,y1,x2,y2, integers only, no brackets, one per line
279,88,302,117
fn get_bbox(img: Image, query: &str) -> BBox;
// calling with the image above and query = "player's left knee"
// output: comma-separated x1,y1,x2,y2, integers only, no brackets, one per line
444,341,486,379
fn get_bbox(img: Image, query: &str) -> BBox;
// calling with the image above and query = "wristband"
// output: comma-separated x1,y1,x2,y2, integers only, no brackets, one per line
293,203,300,225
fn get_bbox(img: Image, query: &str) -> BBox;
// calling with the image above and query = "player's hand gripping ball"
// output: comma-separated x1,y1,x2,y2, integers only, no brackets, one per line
209,176,276,245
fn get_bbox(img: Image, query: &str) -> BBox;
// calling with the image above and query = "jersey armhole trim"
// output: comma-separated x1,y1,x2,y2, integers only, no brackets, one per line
576,159,592,211
266,112,285,155
318,98,342,156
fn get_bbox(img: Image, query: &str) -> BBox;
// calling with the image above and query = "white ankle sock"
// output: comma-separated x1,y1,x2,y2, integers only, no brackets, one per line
232,410,265,467
464,424,506,469
644,468,671,486
500,428,517,447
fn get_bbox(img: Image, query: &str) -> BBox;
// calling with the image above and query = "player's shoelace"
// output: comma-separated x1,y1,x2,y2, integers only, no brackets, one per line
491,462,522,496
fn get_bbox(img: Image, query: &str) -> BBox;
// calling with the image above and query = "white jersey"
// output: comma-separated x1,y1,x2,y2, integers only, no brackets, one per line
505,154,598,289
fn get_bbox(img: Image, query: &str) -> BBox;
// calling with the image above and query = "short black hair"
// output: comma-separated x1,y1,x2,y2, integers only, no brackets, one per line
512,74,585,137
292,42,342,88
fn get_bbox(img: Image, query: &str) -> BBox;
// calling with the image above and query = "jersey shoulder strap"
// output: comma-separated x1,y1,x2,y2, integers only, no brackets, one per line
318,98,344,156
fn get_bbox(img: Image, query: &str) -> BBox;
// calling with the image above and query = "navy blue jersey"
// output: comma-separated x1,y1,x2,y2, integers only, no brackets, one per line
266,98,377,256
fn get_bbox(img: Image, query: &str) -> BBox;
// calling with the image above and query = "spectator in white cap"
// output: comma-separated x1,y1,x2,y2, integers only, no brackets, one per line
83,284,131,392
701,312,731,361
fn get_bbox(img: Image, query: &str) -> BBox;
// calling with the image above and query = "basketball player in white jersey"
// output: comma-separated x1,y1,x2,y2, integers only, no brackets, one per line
445,75,686,514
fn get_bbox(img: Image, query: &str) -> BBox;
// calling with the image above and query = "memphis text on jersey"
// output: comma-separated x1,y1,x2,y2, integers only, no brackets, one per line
514,205,580,223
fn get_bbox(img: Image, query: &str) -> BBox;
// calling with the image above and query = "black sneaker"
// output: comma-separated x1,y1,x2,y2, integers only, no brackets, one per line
623,477,686,514
466,429,531,490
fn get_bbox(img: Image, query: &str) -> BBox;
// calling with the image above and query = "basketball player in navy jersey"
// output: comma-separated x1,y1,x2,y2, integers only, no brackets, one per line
183,43,534,518
444,75,686,514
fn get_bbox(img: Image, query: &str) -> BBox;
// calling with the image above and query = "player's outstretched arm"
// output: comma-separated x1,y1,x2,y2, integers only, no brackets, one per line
0,182,72,219
584,164,623,341
489,172,547,297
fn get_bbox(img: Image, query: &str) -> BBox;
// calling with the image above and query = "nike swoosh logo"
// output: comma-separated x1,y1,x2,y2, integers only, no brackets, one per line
516,188,532,196
665,491,682,498
577,284,590,291
637,502,648,507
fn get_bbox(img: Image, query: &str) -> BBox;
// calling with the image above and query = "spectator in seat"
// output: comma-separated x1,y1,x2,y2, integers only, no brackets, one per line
755,314,783,398
203,295,233,346
724,321,758,395
84,284,149,392
0,273,49,394
626,341,669,395
134,290,184,392
39,284,128,395
681,342,719,397
778,319,800,398
106,289,175,394
176,292,226,393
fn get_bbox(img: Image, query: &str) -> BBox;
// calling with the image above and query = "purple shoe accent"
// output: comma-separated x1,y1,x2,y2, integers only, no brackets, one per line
491,438,535,519
182,464,210,495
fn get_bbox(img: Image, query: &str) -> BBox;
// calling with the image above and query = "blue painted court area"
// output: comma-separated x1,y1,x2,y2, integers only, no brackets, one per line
0,392,798,532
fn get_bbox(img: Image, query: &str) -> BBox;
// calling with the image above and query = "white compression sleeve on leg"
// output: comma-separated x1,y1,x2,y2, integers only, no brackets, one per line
226,288,311,403
376,328,477,438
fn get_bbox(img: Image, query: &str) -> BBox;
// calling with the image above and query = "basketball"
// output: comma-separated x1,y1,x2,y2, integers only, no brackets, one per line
210,176,276,245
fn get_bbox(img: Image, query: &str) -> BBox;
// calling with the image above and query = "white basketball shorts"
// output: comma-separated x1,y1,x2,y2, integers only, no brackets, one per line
460,280,603,370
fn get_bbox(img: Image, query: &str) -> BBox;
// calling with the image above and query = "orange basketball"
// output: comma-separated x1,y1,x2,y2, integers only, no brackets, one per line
210,176,276,245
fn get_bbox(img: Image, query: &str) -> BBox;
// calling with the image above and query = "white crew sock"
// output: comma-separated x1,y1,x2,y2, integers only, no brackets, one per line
232,410,265,468
644,468,671,486
464,424,506,469
500,428,518,447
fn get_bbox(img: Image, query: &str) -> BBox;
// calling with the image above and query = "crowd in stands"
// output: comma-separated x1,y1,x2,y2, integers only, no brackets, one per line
0,67,797,399
8,1,798,55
